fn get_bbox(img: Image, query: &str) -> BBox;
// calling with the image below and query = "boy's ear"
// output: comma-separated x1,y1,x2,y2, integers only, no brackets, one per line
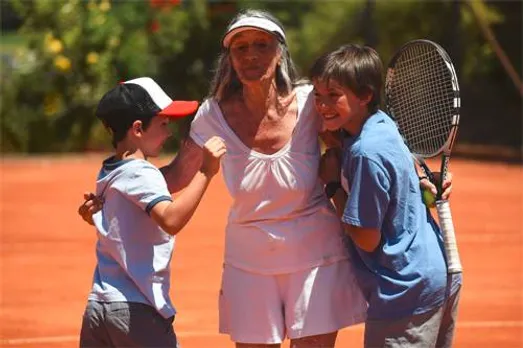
131,120,143,137
359,90,373,107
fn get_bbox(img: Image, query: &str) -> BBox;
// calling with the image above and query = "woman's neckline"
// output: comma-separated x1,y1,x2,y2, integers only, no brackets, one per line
213,87,307,158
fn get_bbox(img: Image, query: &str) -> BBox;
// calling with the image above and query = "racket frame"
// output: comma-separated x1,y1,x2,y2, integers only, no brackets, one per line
386,39,460,198
385,39,463,274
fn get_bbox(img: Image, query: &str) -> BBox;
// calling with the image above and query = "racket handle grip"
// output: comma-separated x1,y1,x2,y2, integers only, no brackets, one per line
436,200,463,274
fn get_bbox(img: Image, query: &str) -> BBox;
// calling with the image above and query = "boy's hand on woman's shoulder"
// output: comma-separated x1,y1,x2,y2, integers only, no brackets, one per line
320,147,342,184
200,136,227,177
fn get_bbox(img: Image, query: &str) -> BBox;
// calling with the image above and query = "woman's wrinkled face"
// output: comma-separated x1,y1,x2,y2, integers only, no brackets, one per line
229,30,281,85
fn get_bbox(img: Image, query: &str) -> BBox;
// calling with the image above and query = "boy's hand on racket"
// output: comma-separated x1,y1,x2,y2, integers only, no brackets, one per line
420,171,453,200
319,147,342,184
200,136,226,177
78,192,103,226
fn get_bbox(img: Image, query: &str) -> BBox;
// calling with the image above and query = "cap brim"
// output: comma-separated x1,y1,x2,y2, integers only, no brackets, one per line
159,100,199,118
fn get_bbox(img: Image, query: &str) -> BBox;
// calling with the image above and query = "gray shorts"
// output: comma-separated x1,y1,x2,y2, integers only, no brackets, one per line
79,301,178,347
364,286,461,348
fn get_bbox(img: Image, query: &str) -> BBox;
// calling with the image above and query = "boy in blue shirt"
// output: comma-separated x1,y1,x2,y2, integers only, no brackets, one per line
310,45,461,347
79,77,226,347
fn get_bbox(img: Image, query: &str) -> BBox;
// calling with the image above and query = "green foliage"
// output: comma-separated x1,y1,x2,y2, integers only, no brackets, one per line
1,0,519,153
1,0,207,152
230,0,503,86
281,0,502,84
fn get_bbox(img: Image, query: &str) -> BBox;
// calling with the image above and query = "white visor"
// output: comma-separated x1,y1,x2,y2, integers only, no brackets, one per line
222,16,286,48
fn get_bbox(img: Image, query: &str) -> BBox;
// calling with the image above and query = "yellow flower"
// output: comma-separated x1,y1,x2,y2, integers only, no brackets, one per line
86,52,99,65
47,39,63,54
44,93,62,116
54,55,72,72
99,0,111,12
108,36,120,48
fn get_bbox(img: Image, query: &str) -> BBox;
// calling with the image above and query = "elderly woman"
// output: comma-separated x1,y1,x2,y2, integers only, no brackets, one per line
162,9,367,348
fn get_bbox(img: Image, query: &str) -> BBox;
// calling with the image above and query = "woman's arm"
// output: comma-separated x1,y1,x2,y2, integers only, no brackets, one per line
151,136,226,235
160,137,204,194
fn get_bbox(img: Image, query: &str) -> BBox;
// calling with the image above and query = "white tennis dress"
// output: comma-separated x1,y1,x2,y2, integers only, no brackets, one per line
190,85,349,274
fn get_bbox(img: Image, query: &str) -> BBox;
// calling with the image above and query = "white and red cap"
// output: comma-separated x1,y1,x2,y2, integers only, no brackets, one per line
124,77,198,118
222,16,286,48
96,77,198,132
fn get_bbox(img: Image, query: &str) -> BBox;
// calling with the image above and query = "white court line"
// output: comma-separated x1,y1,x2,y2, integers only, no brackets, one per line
0,336,78,345
1,321,522,345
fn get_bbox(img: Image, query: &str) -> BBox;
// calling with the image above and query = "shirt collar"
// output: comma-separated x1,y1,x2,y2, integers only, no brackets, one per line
342,109,388,147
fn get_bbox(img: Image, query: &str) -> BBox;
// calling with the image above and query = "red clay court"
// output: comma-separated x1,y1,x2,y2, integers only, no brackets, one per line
1,155,522,347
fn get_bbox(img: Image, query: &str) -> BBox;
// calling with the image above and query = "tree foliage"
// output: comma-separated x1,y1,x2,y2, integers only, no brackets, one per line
1,0,207,152
1,0,520,153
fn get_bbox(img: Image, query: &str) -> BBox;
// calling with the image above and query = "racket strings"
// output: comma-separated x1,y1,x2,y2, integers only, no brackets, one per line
394,52,452,149
388,45,456,156
393,60,452,152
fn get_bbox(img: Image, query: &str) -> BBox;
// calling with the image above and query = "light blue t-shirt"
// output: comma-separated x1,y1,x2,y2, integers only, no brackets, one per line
88,157,176,319
341,110,461,320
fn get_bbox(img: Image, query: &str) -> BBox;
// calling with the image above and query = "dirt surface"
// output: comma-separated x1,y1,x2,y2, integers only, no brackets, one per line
1,155,522,347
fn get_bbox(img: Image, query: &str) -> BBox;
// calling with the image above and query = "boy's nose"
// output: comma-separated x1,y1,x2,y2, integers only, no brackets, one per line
316,99,330,111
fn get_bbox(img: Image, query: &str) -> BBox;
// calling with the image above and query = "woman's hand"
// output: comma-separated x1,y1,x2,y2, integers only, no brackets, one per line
78,192,103,226
319,147,342,184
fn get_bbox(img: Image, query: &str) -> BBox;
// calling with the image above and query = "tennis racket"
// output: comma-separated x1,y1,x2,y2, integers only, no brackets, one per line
385,39,463,274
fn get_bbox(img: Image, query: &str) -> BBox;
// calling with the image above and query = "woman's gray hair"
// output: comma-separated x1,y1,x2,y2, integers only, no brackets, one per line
209,9,301,101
